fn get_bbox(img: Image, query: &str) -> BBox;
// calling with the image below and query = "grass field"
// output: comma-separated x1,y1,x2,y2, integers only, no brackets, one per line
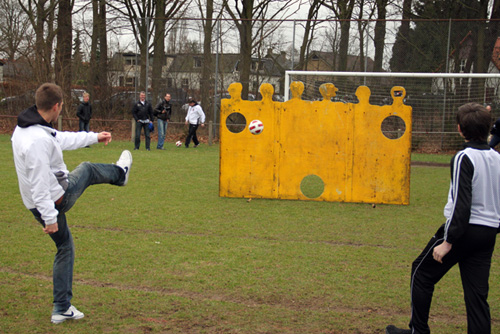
1,133,499,334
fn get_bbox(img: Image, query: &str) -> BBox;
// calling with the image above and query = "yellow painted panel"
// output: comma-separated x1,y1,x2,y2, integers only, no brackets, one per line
219,82,412,205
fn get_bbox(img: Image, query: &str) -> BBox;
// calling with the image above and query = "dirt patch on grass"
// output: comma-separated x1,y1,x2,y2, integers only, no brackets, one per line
411,161,448,167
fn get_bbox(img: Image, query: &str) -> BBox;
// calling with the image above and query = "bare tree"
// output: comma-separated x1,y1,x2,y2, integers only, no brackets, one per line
111,0,155,91
321,0,356,71
355,0,374,72
88,0,109,105
18,0,58,83
389,0,411,72
197,0,215,122
224,0,299,99
55,0,73,116
372,0,387,72
151,0,188,104
297,0,323,71
0,0,32,61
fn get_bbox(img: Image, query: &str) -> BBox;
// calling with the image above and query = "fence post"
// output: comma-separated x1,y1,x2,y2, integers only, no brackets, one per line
208,120,213,146
58,115,62,131
131,119,135,143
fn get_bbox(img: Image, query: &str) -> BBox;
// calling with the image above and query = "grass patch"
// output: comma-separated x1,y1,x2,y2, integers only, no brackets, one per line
1,134,499,333
411,152,453,164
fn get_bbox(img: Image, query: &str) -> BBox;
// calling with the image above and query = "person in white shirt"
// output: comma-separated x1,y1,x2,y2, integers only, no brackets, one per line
11,83,132,324
184,98,205,148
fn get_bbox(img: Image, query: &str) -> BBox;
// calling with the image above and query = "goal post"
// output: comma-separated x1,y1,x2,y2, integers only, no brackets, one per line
284,70,500,151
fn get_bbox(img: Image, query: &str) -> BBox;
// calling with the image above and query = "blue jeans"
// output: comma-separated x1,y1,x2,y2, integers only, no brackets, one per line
30,162,124,314
157,119,168,148
79,120,89,132
135,121,151,150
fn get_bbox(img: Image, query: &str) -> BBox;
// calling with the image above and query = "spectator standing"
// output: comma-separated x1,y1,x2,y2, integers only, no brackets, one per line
132,91,154,151
76,92,92,132
184,98,205,148
487,105,500,148
11,83,132,324
154,93,172,150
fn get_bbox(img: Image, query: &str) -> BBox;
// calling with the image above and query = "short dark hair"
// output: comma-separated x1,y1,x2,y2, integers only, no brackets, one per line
456,103,491,142
35,83,63,111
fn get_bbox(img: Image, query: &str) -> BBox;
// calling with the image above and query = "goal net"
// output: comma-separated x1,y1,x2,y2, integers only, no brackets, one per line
285,71,500,152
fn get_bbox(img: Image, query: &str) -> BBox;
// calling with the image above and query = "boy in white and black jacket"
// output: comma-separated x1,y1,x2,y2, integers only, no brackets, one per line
386,103,500,334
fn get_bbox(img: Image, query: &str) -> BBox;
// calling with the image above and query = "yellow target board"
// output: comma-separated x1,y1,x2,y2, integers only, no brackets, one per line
219,81,412,205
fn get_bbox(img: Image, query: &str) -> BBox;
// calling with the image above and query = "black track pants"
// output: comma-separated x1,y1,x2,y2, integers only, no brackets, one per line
409,224,496,334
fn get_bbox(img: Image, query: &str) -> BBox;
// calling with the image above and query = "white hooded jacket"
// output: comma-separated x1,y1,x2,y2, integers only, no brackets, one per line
12,106,98,225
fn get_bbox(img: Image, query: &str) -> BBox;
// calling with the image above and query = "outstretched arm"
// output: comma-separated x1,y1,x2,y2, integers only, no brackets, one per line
97,132,112,145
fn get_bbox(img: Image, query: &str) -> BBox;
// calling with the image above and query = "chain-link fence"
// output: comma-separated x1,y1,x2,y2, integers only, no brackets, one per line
1,17,499,151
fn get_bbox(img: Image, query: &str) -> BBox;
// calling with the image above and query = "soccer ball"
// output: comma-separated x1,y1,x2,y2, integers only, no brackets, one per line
248,120,264,135
175,140,182,147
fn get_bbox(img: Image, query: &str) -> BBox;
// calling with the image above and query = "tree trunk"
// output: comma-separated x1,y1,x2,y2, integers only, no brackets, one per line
390,0,411,73
152,0,166,104
201,0,214,121
89,0,99,99
336,0,355,71
98,0,109,99
357,0,365,72
373,0,387,72
55,0,72,117
298,0,321,71
139,18,148,92
239,0,254,100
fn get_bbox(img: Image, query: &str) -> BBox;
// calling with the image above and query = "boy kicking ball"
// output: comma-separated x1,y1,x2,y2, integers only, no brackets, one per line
11,83,132,323
386,103,500,334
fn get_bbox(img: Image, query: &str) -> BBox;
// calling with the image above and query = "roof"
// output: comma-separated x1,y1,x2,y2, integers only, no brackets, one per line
167,53,284,77
298,51,375,72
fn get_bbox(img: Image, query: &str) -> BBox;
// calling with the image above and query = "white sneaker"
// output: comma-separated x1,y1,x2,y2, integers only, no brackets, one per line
116,150,132,186
51,305,84,324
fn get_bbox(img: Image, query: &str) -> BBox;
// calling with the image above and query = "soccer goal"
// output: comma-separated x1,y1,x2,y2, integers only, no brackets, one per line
284,70,500,151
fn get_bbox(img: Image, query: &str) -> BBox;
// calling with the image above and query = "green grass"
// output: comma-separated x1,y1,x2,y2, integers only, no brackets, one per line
411,152,453,164
0,133,498,333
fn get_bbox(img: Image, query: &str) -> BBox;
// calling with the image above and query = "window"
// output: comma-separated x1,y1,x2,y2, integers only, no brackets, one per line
182,78,189,88
251,61,263,71
194,58,202,68
459,59,467,73
125,77,135,87
125,58,136,66
252,81,259,92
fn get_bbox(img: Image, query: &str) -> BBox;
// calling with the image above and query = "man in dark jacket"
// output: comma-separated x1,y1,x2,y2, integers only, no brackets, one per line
486,105,500,148
132,91,154,150
76,92,92,132
154,93,172,150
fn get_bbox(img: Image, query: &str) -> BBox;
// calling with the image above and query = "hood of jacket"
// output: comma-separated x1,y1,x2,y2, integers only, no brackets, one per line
17,105,53,129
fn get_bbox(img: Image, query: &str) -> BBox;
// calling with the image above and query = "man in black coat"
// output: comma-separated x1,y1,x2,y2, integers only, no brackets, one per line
76,92,92,132
132,91,154,151
154,93,172,150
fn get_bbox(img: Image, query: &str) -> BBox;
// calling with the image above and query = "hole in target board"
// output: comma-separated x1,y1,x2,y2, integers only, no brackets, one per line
226,112,246,134
381,115,406,140
300,175,324,199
